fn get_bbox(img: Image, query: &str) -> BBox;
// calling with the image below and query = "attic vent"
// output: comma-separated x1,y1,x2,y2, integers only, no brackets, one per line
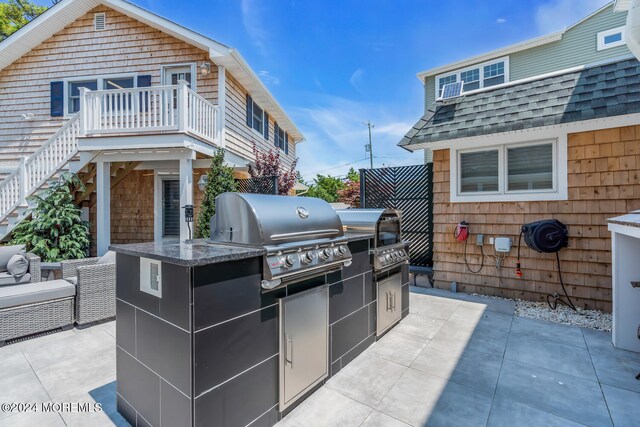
94,13,106,31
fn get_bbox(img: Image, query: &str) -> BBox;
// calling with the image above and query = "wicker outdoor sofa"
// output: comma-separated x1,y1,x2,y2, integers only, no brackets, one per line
61,256,116,328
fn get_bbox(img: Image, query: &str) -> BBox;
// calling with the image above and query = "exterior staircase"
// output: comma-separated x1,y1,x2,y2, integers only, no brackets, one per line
0,114,95,241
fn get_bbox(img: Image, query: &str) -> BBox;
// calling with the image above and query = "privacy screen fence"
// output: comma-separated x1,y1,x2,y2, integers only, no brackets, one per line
360,164,434,267
235,176,278,195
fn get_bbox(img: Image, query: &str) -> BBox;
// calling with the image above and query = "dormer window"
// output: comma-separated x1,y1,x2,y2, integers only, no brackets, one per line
597,26,625,51
436,57,509,97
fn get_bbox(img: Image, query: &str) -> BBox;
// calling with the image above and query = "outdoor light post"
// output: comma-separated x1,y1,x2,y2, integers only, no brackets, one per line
363,120,375,169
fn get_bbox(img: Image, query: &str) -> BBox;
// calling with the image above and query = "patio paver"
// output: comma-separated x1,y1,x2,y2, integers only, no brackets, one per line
0,285,638,426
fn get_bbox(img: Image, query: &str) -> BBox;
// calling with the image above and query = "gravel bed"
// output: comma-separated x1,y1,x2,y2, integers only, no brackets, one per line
468,293,612,331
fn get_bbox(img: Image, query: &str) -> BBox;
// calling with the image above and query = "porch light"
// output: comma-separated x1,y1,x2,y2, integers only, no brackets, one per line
198,174,208,191
199,62,211,76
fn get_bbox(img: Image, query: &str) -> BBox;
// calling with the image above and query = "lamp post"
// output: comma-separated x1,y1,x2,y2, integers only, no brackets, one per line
363,120,375,169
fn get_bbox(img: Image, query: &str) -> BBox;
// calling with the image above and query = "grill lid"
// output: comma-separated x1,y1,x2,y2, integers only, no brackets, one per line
210,193,345,247
334,208,401,234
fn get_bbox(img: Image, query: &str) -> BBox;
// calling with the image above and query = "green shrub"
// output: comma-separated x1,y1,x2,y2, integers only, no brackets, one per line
11,172,90,262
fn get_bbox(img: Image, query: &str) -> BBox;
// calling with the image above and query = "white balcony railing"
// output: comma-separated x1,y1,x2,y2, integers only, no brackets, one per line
79,81,219,144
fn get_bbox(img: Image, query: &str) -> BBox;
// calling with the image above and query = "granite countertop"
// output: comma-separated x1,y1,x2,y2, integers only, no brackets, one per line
607,210,640,229
110,232,374,266
110,240,267,267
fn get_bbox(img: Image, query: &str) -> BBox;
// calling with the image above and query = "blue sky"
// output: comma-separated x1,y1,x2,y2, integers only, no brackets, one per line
41,0,611,179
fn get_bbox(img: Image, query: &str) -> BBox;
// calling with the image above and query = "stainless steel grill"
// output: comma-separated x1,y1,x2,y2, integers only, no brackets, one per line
336,208,408,272
210,193,352,290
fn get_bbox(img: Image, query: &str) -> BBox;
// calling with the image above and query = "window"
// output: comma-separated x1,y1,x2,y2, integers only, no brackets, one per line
483,62,505,87
246,95,269,139
436,57,509,98
438,75,457,97
597,26,626,51
460,150,499,193
68,80,97,114
454,139,559,201
275,124,286,150
460,69,480,91
66,74,137,114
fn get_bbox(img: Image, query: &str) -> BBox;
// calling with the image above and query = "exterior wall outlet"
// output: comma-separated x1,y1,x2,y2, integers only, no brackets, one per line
489,237,495,245
494,237,512,253
140,257,162,298
476,234,484,246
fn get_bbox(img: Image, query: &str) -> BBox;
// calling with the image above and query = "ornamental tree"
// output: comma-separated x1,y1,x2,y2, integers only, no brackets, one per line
250,143,298,195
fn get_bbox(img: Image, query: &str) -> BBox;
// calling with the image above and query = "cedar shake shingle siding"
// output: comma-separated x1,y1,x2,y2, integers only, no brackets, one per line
431,125,640,312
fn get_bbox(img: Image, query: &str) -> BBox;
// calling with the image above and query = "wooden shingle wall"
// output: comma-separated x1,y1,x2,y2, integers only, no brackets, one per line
0,5,221,173
432,125,640,312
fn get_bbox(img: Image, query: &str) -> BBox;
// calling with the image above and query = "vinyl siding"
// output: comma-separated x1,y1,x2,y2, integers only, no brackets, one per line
423,5,630,108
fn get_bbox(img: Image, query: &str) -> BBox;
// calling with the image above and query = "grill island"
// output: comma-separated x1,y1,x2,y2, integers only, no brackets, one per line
111,194,409,427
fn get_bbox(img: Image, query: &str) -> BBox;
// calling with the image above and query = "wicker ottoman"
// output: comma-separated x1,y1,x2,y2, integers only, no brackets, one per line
0,280,76,346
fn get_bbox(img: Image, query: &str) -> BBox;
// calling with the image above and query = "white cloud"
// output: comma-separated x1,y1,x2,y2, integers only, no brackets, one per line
290,94,420,180
534,0,610,34
496,18,507,24
349,68,365,91
258,70,280,86
241,0,269,54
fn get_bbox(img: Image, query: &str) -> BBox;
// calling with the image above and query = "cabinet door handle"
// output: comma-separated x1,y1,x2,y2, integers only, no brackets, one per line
386,292,391,311
392,292,397,311
285,336,293,368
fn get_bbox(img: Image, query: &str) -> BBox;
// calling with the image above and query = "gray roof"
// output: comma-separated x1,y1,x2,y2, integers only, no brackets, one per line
399,58,640,148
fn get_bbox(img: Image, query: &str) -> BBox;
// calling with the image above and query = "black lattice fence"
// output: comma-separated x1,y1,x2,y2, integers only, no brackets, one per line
360,164,433,267
235,176,278,194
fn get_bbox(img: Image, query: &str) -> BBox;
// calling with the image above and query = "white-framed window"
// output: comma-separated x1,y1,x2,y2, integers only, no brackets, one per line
275,124,286,150
64,73,137,116
452,139,562,202
246,94,269,140
252,100,264,134
597,26,626,51
436,57,509,97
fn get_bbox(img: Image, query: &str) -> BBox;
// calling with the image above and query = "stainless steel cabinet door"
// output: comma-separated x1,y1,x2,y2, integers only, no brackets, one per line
377,273,402,336
280,286,329,411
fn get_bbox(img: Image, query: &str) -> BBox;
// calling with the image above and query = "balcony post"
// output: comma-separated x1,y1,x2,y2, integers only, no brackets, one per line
177,79,189,132
79,87,89,136
18,156,28,206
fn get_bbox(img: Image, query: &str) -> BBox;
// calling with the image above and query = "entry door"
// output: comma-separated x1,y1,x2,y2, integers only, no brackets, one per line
162,179,180,237
163,66,194,109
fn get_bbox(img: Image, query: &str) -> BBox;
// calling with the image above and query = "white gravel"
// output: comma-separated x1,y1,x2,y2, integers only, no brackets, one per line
468,293,612,331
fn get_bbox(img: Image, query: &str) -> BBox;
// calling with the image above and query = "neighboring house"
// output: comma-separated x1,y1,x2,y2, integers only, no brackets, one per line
399,2,640,311
0,0,303,255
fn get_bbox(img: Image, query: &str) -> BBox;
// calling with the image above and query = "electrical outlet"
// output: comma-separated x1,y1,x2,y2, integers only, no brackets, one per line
489,237,495,245
476,234,484,246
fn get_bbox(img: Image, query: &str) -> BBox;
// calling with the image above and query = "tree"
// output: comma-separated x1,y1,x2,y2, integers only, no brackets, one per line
250,143,298,195
11,173,90,262
304,175,345,203
0,0,52,41
346,167,360,183
195,149,238,239
338,177,360,208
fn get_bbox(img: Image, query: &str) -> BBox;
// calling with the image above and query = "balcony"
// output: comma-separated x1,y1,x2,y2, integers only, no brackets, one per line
78,81,220,147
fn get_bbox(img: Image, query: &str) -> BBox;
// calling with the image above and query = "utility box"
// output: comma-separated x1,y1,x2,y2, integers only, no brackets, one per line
494,237,512,253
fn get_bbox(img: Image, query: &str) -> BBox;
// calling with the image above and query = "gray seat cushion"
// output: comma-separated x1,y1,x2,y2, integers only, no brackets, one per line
66,276,78,285
0,272,31,286
0,279,75,309
0,245,25,272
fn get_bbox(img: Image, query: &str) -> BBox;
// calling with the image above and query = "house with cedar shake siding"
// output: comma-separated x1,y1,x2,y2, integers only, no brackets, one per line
0,0,303,254
400,2,640,311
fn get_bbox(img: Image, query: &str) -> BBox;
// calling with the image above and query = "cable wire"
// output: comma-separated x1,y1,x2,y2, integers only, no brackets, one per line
546,251,577,311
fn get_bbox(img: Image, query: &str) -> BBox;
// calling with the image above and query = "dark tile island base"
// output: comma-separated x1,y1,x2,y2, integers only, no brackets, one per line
112,233,409,427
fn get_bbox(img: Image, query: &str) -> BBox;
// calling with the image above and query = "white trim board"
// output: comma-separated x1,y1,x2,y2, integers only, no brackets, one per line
405,112,640,152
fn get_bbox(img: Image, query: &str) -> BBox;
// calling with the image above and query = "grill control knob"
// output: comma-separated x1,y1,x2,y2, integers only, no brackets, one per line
385,254,392,261
302,250,316,263
283,254,296,268
338,245,348,256
321,248,332,260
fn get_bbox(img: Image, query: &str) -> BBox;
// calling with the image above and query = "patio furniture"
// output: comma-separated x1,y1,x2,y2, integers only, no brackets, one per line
61,252,116,328
40,261,62,281
0,245,41,285
0,279,75,346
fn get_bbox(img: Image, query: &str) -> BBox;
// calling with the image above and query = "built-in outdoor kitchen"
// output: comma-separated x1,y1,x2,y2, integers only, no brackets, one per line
111,194,409,427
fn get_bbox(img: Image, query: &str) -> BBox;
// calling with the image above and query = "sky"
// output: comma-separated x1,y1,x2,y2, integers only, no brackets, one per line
37,0,612,180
